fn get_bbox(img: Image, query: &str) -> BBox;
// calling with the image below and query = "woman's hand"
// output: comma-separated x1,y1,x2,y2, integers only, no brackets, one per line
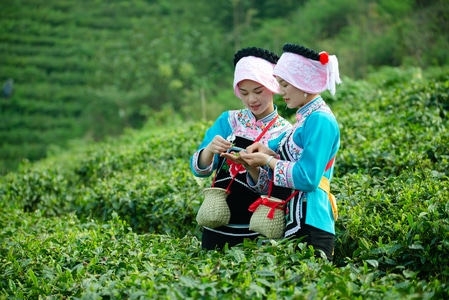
220,150,247,166
198,135,232,169
222,141,277,169
206,135,233,155
239,151,270,168
245,142,277,156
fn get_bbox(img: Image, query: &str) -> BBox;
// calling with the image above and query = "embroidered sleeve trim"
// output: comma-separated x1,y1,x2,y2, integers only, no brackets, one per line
273,160,295,188
192,149,214,176
247,167,270,195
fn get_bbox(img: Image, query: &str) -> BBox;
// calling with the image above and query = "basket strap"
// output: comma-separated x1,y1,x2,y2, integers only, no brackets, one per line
254,115,278,143
325,156,335,172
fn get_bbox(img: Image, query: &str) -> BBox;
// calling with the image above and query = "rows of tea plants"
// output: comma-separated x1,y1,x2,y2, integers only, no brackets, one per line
0,0,233,173
1,67,448,298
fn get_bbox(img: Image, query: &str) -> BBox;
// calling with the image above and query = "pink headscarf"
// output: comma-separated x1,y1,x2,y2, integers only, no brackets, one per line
273,52,341,95
233,56,280,99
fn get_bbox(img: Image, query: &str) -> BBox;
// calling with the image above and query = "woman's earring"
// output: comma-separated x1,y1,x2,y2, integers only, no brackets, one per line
303,92,308,99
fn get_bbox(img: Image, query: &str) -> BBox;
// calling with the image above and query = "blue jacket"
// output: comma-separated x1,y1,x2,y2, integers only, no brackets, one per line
249,97,340,234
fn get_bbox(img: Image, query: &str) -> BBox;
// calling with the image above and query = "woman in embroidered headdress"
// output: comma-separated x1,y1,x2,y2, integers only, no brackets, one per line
190,47,292,250
229,43,341,260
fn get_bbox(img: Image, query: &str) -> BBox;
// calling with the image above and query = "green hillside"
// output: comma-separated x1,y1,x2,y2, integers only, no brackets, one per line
1,67,448,298
0,0,234,173
1,0,448,174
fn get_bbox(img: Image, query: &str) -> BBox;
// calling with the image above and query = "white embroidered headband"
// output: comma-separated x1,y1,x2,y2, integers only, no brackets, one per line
273,43,341,95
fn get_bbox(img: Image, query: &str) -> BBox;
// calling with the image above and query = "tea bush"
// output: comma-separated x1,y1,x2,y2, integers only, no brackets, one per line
1,209,447,299
1,121,209,237
1,67,449,298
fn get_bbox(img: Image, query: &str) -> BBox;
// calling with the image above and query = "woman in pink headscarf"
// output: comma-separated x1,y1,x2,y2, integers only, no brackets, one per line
190,47,292,250
230,43,342,260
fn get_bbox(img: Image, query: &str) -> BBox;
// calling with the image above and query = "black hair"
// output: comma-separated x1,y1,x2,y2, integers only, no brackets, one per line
233,47,280,67
282,43,320,61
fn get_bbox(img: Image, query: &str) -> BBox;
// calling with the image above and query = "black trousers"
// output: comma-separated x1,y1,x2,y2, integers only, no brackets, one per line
290,202,335,261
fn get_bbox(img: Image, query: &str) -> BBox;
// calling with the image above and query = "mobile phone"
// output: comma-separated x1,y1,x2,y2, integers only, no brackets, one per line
228,146,244,152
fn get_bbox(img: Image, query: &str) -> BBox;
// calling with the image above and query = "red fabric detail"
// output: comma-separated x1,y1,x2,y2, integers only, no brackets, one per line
254,115,278,143
227,159,245,177
248,197,264,212
248,197,285,219
325,157,335,172
319,51,329,65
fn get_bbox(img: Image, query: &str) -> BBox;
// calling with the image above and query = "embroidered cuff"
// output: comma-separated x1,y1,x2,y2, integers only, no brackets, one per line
247,167,270,194
192,149,214,176
273,160,295,188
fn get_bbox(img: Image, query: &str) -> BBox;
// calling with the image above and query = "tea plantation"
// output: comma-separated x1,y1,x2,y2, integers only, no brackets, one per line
1,67,448,299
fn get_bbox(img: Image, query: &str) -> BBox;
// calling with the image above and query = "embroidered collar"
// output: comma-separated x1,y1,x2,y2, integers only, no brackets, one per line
251,105,278,125
231,105,285,143
235,105,279,129
295,96,323,122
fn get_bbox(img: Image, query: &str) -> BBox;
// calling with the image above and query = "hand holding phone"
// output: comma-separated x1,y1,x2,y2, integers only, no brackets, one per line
229,146,244,153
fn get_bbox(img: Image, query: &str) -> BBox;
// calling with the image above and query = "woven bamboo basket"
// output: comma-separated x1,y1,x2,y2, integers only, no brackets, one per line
249,196,285,239
196,187,231,228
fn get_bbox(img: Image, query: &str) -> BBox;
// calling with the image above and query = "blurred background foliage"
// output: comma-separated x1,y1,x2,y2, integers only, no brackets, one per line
1,0,448,174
